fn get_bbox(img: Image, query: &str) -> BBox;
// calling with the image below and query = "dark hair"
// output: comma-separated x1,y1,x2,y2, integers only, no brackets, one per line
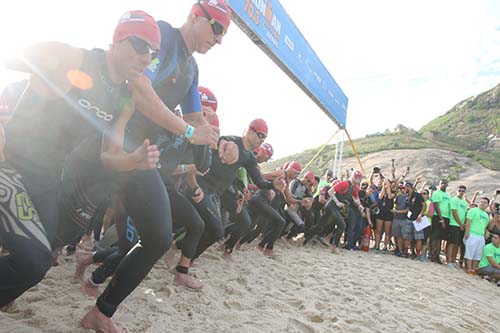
480,197,490,204
429,185,437,191
440,179,448,184
458,185,467,190
314,176,320,182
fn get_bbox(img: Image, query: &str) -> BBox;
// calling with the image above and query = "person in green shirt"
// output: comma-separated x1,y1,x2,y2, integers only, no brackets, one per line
478,232,500,285
447,185,468,268
430,179,451,264
464,197,491,274
314,169,334,196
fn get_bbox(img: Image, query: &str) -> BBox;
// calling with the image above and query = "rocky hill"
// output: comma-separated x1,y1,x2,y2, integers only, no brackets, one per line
263,83,500,193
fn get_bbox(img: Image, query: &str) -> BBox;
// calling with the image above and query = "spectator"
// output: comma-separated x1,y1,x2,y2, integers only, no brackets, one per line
464,197,491,274
478,232,500,285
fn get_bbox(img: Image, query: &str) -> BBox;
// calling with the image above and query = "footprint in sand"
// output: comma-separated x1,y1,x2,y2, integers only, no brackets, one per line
223,300,244,310
314,302,328,311
286,299,305,310
289,318,316,333
305,312,325,323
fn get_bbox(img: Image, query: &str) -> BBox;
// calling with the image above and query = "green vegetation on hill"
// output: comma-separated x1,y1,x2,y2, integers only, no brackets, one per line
420,83,500,152
265,83,500,173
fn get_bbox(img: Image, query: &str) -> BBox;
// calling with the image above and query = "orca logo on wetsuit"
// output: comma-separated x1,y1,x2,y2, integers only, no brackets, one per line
78,99,114,122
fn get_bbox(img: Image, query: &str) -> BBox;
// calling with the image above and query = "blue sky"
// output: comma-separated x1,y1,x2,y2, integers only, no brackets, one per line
1,0,499,158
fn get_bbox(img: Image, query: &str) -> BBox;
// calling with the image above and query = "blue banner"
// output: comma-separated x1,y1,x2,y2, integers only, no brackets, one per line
227,0,348,127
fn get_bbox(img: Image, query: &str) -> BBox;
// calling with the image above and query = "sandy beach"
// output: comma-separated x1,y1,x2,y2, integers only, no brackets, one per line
2,241,500,333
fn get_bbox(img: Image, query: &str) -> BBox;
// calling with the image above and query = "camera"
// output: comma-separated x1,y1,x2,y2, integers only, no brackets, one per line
373,167,380,173
370,207,380,215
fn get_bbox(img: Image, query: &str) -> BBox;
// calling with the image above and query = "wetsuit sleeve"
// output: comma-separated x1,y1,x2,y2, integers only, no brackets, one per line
179,65,202,114
191,144,212,174
245,159,273,190
289,180,300,198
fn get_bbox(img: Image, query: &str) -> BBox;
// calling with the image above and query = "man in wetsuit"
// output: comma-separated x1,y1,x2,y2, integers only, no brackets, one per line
81,2,236,331
181,118,285,260
0,11,161,325
303,171,365,253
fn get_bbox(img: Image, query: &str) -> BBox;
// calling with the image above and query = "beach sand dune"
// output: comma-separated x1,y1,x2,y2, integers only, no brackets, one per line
2,242,500,332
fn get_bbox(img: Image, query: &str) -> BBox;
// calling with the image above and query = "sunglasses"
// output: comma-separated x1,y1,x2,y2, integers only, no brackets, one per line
127,36,158,59
458,189,466,193
250,127,267,140
197,1,226,36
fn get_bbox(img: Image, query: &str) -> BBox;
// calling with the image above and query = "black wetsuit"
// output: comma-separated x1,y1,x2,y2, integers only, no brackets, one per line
242,189,287,250
95,21,209,318
190,136,275,258
304,182,356,246
0,49,128,307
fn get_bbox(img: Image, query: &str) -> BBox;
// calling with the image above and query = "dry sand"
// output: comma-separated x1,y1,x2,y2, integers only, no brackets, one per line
2,241,500,333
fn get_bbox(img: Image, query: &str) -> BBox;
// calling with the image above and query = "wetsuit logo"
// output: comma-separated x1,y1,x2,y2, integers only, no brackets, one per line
76,208,92,222
147,58,160,73
126,216,137,243
78,99,114,122
15,192,39,221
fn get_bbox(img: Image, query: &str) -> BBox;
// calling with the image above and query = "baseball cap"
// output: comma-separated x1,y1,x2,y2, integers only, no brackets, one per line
191,0,232,31
113,10,161,50
199,86,218,112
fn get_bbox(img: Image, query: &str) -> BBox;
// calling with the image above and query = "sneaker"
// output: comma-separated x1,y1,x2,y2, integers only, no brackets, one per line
394,250,401,257
496,280,500,287
447,263,457,270
382,248,388,255
374,248,380,254
418,255,426,262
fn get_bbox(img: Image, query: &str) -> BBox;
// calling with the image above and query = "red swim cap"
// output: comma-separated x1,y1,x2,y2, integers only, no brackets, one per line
199,86,218,112
113,10,161,50
249,119,268,135
191,0,232,31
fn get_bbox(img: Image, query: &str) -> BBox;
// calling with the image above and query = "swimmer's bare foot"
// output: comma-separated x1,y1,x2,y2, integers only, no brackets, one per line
81,277,99,298
263,249,278,257
222,250,235,262
81,305,126,333
52,253,60,267
234,242,241,251
74,249,94,281
163,243,178,270
77,235,95,252
0,301,14,312
174,272,204,290
255,245,264,252
217,242,226,252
